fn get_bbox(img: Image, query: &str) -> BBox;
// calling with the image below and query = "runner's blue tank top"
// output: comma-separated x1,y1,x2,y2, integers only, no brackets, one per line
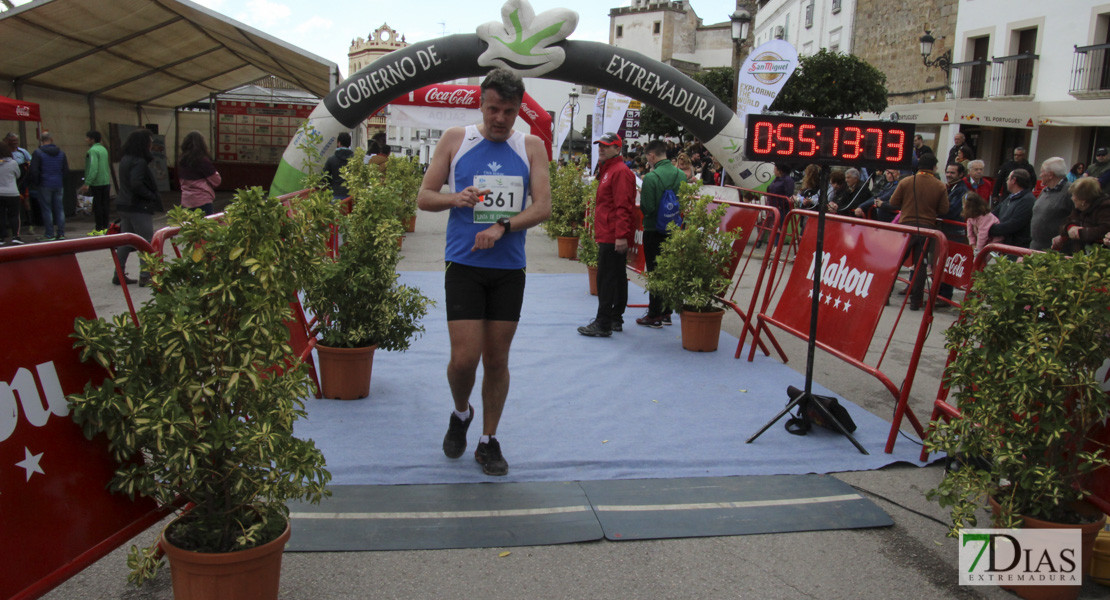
445,125,530,269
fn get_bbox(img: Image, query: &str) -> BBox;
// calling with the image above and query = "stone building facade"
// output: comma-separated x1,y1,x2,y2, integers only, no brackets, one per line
609,0,748,74
852,0,957,104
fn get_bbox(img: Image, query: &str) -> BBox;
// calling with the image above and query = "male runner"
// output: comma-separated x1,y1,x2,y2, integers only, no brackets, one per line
416,68,551,476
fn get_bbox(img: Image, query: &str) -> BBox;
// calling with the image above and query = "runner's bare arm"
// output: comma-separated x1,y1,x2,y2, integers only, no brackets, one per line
470,134,552,251
417,128,488,212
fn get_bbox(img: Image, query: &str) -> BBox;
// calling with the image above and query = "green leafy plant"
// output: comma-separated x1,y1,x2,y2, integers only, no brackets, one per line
645,182,741,312
544,158,591,239
770,49,888,118
68,188,333,585
301,153,433,349
577,179,600,268
383,155,423,223
925,249,1110,533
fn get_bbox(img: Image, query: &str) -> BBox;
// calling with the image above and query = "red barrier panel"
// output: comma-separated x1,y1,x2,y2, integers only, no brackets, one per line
0,236,171,600
747,211,949,454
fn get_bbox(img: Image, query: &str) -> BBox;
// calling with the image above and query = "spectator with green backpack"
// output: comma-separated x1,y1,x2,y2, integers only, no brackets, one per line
635,139,684,329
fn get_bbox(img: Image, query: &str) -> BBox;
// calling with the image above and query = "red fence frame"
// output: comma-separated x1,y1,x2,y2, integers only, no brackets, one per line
0,235,174,600
746,210,950,454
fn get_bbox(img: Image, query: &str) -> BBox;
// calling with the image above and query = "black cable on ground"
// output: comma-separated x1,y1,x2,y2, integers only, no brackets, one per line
849,483,951,529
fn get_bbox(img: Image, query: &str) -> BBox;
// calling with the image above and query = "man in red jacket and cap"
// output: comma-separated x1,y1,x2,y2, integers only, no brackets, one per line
579,132,636,337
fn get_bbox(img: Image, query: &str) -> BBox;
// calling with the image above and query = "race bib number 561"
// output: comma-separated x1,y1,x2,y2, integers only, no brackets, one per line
473,175,525,223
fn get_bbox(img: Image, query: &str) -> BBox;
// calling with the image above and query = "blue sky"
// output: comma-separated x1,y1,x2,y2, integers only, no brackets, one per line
178,0,743,78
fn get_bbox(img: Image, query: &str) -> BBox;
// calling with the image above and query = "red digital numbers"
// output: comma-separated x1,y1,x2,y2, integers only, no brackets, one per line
841,126,863,160
886,130,905,164
744,114,913,168
798,124,817,157
775,123,795,154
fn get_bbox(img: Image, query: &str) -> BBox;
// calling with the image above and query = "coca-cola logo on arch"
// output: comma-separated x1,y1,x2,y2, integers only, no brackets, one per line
424,87,478,107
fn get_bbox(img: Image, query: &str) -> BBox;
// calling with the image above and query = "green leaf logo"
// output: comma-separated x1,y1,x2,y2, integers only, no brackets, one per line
477,0,579,77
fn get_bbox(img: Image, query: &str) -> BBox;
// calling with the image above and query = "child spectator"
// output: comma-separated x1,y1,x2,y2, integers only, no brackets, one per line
961,191,1001,255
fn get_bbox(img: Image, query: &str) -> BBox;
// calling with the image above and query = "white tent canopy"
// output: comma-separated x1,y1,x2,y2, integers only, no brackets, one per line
0,0,339,108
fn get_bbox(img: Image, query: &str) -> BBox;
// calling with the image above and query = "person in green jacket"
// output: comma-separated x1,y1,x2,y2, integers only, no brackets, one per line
636,139,685,328
79,130,112,230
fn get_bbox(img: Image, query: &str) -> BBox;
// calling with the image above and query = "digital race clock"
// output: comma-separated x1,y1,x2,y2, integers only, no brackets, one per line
744,114,915,168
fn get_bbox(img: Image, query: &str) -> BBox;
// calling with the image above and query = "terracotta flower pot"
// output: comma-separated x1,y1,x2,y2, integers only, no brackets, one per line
160,521,291,600
988,496,1107,600
403,215,416,233
679,309,724,352
587,265,598,296
316,343,378,400
557,236,578,260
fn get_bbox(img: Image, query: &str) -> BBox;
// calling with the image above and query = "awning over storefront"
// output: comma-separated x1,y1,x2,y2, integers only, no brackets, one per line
0,0,339,108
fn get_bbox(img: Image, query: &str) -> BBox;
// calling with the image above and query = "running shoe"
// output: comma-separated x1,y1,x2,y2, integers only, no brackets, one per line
442,406,473,459
475,438,508,476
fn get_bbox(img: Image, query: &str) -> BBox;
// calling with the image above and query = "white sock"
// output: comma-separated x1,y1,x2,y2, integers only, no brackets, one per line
480,435,492,444
453,407,471,421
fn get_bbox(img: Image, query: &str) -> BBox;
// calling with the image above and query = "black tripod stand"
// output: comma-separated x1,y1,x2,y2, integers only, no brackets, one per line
746,164,868,454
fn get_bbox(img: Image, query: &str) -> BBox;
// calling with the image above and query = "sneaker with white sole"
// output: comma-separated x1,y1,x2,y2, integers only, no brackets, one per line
474,438,508,476
442,406,473,459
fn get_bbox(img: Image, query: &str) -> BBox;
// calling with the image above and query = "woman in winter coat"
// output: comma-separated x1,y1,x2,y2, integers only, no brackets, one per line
177,131,221,215
115,128,162,286
1052,177,1110,256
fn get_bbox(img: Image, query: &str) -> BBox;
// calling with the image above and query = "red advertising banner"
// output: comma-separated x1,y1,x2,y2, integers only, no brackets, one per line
0,250,162,600
771,218,910,362
940,239,973,290
216,101,315,163
391,84,554,157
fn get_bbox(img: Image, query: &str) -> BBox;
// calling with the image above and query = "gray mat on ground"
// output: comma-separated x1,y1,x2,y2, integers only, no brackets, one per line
580,474,893,541
286,475,891,551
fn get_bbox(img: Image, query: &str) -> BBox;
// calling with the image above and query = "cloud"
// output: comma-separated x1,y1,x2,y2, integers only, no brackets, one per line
238,0,293,28
295,15,334,34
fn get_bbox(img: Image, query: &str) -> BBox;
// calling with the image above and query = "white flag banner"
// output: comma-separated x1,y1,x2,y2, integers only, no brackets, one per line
387,105,479,131
591,90,632,174
554,100,575,158
591,90,607,174
736,39,799,120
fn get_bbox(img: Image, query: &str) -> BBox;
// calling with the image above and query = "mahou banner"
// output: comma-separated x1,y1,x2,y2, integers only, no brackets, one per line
736,39,799,119
771,217,910,362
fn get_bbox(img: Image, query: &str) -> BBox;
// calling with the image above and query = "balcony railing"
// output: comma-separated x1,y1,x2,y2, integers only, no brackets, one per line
1070,43,1110,98
950,59,990,99
989,52,1038,98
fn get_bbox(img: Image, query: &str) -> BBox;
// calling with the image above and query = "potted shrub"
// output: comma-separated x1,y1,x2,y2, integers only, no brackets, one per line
546,159,590,259
384,155,423,232
577,179,600,295
645,183,740,352
301,155,434,400
925,248,1110,599
68,189,333,598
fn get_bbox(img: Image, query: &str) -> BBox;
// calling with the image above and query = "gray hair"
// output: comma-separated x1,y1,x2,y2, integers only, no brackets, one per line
3,132,17,141
845,168,860,179
41,132,53,143
969,159,985,170
1041,157,1067,178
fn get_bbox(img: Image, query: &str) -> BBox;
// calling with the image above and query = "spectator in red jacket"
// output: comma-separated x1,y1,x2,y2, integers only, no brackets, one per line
578,132,636,337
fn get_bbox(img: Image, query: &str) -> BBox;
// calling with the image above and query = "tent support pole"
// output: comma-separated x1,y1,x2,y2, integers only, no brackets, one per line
14,81,25,142
87,94,97,132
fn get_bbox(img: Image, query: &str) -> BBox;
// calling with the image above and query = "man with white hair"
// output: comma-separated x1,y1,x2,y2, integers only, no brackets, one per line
964,159,992,202
1029,157,1074,251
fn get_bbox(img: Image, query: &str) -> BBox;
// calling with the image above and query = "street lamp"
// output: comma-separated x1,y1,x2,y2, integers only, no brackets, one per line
730,6,752,112
919,28,952,80
566,87,579,163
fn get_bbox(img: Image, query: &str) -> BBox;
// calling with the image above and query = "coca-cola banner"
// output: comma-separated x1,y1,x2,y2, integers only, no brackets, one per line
389,84,553,151
771,215,911,362
940,240,973,290
271,0,780,197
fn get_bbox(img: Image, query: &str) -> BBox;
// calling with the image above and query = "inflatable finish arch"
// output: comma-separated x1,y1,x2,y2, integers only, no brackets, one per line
270,0,771,196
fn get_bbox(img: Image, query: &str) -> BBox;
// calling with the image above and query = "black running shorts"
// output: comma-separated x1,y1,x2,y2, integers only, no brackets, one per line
444,262,526,321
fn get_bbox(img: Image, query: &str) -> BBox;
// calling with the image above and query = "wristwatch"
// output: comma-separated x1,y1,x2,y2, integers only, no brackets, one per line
497,217,512,233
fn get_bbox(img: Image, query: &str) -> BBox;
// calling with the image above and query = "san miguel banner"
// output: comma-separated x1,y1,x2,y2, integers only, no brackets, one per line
771,216,910,362
270,0,776,197
736,39,798,120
